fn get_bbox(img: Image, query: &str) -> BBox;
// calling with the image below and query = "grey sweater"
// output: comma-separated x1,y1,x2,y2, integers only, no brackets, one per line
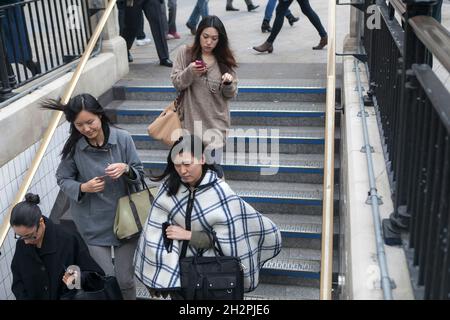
171,45,238,149
56,127,144,246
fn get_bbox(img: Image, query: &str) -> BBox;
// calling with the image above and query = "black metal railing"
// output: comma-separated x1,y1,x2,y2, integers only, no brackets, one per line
362,0,450,299
0,0,93,100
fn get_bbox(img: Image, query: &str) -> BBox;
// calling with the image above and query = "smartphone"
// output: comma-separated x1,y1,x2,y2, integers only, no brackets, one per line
195,60,206,68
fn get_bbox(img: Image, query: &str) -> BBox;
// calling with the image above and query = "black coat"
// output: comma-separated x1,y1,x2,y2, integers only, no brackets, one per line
11,217,104,300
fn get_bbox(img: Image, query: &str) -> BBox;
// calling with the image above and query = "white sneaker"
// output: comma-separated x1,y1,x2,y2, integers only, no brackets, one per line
136,38,152,46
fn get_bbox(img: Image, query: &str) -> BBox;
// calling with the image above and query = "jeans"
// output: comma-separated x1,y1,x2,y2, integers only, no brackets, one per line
267,0,327,44
264,0,292,21
187,0,209,28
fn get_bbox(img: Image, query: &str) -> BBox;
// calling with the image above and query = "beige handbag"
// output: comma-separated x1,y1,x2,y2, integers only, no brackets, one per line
147,91,185,146
114,178,157,240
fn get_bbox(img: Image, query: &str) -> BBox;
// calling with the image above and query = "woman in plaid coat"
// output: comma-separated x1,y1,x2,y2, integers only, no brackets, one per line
134,135,282,299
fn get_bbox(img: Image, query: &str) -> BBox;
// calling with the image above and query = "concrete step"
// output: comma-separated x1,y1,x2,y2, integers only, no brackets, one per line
226,180,337,216
112,80,327,102
138,149,340,184
118,123,340,154
105,100,328,127
265,213,339,250
261,247,320,278
245,283,319,300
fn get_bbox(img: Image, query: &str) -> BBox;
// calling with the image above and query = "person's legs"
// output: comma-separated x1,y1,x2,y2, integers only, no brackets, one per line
264,0,277,21
142,0,170,61
122,0,142,50
201,0,209,17
187,0,201,28
117,1,126,36
267,0,292,43
298,0,327,38
136,10,146,40
113,238,139,300
161,1,169,36
245,0,260,11
168,0,177,33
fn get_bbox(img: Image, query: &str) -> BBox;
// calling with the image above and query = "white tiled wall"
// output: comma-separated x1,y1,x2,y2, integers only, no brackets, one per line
0,122,69,300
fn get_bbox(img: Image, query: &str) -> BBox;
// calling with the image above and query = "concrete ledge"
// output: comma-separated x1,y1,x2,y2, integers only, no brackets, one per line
0,37,128,167
340,39,414,300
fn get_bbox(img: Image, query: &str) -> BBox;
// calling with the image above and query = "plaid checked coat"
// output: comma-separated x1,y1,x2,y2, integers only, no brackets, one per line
133,170,282,292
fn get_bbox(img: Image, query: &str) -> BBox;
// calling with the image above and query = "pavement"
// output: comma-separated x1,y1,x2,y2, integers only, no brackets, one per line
127,0,449,87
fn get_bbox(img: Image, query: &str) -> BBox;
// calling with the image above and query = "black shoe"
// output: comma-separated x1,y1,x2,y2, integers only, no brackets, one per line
160,58,173,67
286,14,299,26
261,19,271,33
226,5,239,11
247,4,259,12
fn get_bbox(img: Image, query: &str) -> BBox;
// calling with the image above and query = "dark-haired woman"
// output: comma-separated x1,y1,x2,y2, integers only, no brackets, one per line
10,193,105,300
134,135,281,299
171,15,238,167
43,93,144,300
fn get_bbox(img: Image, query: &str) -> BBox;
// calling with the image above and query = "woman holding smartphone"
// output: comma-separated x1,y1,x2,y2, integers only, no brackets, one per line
43,93,144,300
171,15,238,173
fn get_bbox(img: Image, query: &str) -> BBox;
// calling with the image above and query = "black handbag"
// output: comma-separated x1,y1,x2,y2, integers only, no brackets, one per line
60,274,123,300
179,231,244,300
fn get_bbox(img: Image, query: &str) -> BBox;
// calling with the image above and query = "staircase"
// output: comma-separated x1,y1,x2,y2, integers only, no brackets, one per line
103,63,341,300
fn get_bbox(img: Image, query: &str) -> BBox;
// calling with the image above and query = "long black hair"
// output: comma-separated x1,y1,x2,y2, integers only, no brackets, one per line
190,15,237,72
10,193,42,228
151,135,214,196
41,94,111,159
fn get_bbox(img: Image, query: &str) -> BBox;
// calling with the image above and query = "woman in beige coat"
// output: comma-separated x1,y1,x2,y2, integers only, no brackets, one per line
171,15,238,175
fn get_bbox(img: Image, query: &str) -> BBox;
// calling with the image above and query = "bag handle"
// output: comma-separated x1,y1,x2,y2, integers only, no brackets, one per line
124,175,154,233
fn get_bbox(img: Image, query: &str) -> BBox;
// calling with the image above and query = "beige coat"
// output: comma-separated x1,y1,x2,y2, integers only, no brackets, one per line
171,45,238,149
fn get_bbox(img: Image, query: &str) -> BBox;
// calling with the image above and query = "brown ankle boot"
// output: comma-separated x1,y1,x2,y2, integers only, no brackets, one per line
313,36,328,50
253,41,273,53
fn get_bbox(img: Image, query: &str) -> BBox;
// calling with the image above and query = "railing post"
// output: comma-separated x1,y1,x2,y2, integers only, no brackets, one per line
0,7,16,102
383,0,437,245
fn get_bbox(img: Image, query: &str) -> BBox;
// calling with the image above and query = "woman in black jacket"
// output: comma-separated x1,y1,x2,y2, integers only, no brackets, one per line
10,193,105,300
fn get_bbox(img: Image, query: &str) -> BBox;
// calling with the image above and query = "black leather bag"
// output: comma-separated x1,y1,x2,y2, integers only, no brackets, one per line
179,232,244,300
60,275,123,300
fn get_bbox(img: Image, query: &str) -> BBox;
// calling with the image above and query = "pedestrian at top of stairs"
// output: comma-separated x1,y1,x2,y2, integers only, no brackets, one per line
253,0,328,53
133,135,282,299
42,94,145,300
260,0,300,33
120,0,173,67
171,15,238,162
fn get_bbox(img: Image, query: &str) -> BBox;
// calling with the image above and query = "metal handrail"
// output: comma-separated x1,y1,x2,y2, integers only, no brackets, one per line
409,15,450,73
320,0,336,300
0,0,117,250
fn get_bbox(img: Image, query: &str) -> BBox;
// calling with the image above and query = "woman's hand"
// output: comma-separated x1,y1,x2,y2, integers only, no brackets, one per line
105,163,129,180
80,177,105,193
62,269,79,288
222,73,234,85
190,61,207,76
165,225,192,240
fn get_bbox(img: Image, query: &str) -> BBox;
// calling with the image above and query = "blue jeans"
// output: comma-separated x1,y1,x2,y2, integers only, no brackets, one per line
267,0,327,43
264,0,292,21
187,0,209,28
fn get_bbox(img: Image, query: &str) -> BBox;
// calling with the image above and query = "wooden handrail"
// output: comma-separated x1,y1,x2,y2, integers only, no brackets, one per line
320,0,336,300
409,15,450,73
0,0,118,250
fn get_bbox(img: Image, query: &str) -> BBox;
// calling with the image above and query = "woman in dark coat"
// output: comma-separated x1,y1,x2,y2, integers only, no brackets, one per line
10,193,105,300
